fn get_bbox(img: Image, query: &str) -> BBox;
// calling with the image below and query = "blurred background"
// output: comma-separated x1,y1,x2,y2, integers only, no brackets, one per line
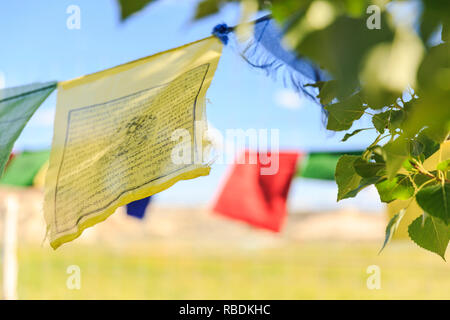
0,0,449,299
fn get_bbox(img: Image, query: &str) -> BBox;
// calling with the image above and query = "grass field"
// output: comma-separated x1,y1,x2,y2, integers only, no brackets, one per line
9,241,450,299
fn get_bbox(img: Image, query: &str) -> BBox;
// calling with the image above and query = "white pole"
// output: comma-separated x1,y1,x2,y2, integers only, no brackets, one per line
2,194,18,300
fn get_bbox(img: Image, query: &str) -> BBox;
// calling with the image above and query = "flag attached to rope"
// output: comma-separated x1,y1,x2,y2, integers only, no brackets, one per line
297,151,362,180
44,37,222,249
0,82,56,177
212,15,327,102
0,150,50,187
126,196,152,219
213,151,301,232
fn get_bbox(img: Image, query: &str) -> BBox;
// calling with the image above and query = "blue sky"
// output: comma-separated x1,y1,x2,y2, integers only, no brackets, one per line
0,0,385,212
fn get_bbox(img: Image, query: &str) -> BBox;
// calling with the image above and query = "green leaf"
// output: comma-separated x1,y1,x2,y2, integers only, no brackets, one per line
389,110,405,131
419,0,450,44
369,145,386,164
271,0,309,24
375,175,415,203
343,0,369,17
372,110,390,134
314,80,355,105
341,128,368,142
406,44,450,141
413,172,436,189
318,80,338,105
443,22,449,42
372,109,405,135
353,157,385,178
380,209,406,253
383,137,409,180
325,95,366,131
117,0,157,21
194,0,221,19
407,139,424,158
416,130,440,160
437,160,450,172
402,159,414,172
344,176,382,199
297,15,395,98
408,215,450,260
335,155,361,201
416,183,450,225
360,88,399,111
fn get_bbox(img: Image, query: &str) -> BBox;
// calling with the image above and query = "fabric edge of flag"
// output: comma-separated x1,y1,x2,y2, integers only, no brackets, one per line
213,208,285,232
59,36,220,90
212,150,301,233
295,153,309,178
47,38,222,249
0,82,57,179
49,165,211,249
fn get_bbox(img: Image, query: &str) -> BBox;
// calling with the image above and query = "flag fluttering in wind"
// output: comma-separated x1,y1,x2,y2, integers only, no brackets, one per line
0,150,50,187
44,37,223,249
297,151,362,180
0,82,56,177
212,15,327,102
213,151,301,232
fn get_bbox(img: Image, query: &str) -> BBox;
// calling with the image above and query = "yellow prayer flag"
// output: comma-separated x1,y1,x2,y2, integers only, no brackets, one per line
44,37,223,249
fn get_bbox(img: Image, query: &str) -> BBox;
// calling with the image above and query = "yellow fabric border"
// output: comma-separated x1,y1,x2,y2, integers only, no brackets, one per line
59,36,218,90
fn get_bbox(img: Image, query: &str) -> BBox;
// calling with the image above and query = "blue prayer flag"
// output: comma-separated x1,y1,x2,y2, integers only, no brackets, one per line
126,196,152,219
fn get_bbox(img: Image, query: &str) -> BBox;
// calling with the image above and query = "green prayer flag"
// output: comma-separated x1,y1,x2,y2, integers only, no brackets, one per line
297,151,362,180
0,82,56,177
0,150,50,187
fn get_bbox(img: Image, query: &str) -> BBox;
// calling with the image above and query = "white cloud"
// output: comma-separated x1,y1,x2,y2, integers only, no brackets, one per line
274,88,304,110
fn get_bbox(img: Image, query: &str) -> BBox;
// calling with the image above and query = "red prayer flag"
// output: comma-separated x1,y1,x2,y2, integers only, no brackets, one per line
213,150,301,232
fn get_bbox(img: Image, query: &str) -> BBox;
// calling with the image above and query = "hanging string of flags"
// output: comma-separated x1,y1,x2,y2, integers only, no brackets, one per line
1,148,363,239
0,16,355,248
